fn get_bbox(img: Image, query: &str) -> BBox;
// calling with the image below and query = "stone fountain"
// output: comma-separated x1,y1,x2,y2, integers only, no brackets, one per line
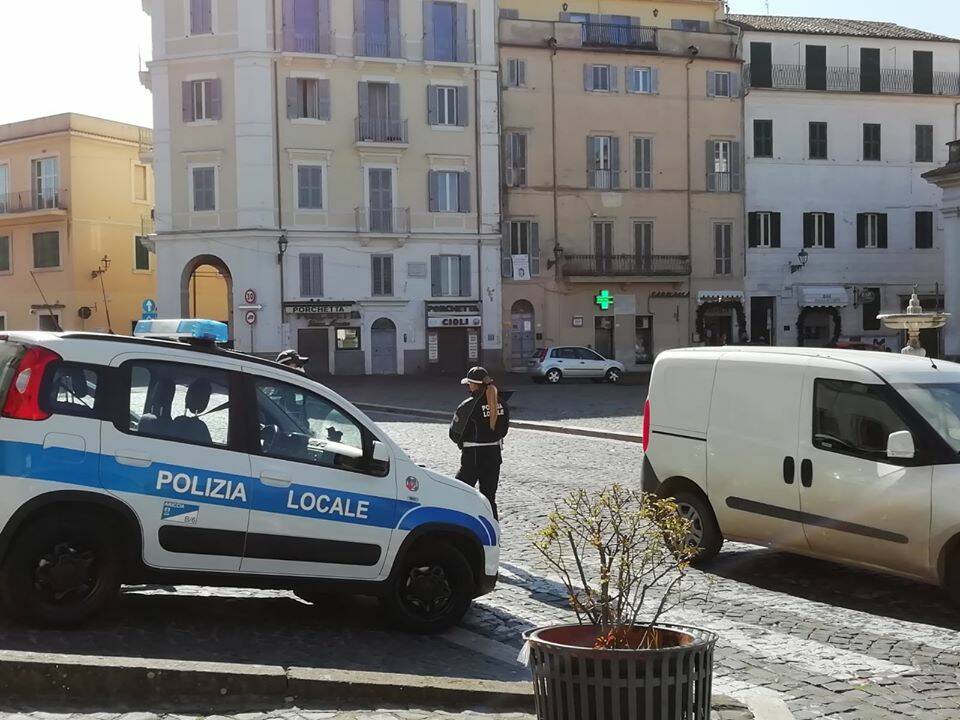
877,289,950,357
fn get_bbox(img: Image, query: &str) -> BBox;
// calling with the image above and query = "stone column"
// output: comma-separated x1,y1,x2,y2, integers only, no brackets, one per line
923,140,960,359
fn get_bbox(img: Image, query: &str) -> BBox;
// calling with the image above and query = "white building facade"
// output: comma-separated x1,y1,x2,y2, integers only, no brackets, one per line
142,0,502,375
730,16,960,355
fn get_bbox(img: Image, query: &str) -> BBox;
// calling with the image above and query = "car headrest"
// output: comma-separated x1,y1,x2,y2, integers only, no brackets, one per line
185,379,212,415
149,380,176,417
66,368,89,399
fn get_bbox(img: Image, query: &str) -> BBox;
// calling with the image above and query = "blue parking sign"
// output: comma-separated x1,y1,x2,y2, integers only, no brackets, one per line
142,299,158,320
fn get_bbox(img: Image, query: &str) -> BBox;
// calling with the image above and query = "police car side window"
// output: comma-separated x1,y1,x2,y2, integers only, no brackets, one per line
42,364,100,418
127,361,231,448
255,379,367,472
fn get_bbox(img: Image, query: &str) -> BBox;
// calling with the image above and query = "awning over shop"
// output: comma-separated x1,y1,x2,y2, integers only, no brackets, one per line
697,290,745,306
799,286,849,308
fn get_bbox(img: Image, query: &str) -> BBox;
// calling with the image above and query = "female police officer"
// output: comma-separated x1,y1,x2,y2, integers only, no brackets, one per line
448,367,509,519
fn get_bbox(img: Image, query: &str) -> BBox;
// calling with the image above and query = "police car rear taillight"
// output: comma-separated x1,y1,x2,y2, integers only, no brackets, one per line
1,346,61,421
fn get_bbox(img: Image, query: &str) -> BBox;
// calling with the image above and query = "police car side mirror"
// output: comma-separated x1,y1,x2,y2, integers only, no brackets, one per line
371,440,390,464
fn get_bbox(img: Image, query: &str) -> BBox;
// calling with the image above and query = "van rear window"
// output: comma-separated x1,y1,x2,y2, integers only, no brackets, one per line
0,342,24,408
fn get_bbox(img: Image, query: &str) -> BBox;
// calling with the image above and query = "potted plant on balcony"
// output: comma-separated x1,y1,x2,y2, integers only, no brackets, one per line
523,485,717,720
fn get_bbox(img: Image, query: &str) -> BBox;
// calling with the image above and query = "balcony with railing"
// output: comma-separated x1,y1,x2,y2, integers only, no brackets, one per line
586,170,621,190
580,22,657,50
356,117,409,145
745,63,960,96
354,31,405,59
562,253,691,279
0,189,68,216
283,31,335,54
355,207,411,234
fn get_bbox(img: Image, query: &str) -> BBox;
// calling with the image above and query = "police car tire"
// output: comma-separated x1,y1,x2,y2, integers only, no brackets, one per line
0,516,121,627
385,544,475,634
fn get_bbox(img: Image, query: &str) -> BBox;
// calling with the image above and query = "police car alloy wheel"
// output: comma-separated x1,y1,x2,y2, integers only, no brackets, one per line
385,544,474,633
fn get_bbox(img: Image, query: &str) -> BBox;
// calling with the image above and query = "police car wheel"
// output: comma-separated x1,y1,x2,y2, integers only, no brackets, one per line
0,516,121,627
386,544,474,633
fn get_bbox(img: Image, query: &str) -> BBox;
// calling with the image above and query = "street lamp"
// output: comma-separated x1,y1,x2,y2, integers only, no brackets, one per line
277,234,289,327
789,248,809,274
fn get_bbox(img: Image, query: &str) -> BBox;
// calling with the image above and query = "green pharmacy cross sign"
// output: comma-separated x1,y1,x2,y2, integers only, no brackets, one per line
595,290,614,310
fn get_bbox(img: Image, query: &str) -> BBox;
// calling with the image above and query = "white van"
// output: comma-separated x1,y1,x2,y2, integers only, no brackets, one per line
642,347,960,603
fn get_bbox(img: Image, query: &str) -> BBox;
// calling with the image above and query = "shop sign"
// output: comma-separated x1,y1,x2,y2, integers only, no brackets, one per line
468,331,479,360
595,290,614,310
572,315,584,327
284,302,355,316
427,333,439,362
426,302,482,329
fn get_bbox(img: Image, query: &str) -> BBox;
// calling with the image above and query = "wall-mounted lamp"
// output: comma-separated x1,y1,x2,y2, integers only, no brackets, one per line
788,248,809,274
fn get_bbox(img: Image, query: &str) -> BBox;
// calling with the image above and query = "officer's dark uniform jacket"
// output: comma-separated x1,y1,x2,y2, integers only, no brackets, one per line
449,391,510,447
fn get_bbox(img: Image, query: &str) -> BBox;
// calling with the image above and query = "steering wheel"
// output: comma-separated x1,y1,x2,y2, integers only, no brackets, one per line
260,424,280,453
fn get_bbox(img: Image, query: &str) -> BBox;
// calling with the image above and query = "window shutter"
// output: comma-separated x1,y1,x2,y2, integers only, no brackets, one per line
357,81,369,123
427,170,438,212
518,60,526,86
730,72,741,98
207,79,221,120
518,134,527,185
825,213,835,248
609,66,619,92
705,140,716,191
878,214,888,248
190,0,200,34
317,79,331,120
459,255,471,296
182,81,194,123
530,223,541,276
583,65,593,91
384,256,393,295
730,142,741,191
748,212,760,248
456,3,470,63
706,71,716,97
504,59,514,87
856,214,866,248
430,256,441,295
318,0,332,53
501,232,513,278
504,133,515,186
287,77,299,118
387,0,401,57
422,1,435,60
587,137,596,186
388,83,401,122
610,136,621,188
650,67,660,93
458,172,471,213
427,86,438,124
371,256,380,295
282,0,296,50
354,0,365,39
771,212,781,248
626,68,637,93
456,86,469,127
802,213,813,248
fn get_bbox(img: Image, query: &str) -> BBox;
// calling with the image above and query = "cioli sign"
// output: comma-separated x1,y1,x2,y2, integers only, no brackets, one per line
429,316,482,328
426,302,482,329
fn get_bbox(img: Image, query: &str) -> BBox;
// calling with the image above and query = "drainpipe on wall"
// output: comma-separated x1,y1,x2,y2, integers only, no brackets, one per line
686,55,695,341
272,0,286,330
549,34,560,283
474,9,484,362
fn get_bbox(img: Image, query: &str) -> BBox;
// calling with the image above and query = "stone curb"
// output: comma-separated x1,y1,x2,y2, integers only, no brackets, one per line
0,650,535,712
356,403,643,444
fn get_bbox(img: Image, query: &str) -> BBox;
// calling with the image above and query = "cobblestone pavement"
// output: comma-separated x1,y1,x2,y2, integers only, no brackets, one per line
323,375,646,435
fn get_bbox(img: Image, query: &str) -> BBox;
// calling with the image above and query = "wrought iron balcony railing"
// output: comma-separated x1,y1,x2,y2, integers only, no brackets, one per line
356,117,409,144
354,31,404,59
0,189,68,215
745,63,960,96
586,169,621,190
355,207,411,234
283,31,335,54
580,22,657,50
561,253,691,277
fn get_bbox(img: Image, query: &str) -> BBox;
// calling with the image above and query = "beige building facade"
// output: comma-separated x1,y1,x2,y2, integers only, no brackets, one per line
0,114,156,334
499,0,744,370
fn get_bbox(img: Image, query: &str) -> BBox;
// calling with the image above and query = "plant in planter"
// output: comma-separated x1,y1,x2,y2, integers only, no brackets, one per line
524,485,718,720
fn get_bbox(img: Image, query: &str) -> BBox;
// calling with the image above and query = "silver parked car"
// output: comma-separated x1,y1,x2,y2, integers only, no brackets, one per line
528,347,625,384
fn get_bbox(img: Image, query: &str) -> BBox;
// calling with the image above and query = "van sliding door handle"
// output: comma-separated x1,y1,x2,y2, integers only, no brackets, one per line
800,459,813,488
782,456,795,485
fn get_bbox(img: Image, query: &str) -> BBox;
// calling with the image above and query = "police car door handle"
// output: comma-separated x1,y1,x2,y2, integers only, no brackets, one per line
259,473,292,488
115,452,152,468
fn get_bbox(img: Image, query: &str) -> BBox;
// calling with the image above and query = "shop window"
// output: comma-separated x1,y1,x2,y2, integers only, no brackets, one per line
336,328,361,350
635,316,653,364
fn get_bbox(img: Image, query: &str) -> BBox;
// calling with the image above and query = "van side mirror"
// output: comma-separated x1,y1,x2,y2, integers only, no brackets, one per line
887,431,915,460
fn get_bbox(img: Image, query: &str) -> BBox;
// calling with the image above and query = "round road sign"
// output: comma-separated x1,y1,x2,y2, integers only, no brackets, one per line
244,288,257,305
244,310,257,326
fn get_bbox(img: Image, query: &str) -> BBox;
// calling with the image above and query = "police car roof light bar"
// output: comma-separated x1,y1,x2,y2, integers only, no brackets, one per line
133,319,229,345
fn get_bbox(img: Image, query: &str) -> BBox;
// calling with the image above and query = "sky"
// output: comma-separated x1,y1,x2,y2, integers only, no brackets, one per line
0,0,956,129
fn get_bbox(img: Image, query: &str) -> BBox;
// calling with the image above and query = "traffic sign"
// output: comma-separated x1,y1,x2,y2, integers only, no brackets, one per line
244,310,257,326
244,288,257,305
141,298,158,320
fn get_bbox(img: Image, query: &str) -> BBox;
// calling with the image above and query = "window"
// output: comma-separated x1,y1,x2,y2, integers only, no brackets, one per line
0,235,9,272
714,223,732,275
43,365,100,419
288,77,330,120
864,213,879,248
749,212,777,248
254,379,373,473
634,222,653,270
707,139,740,192
284,0,331,53
0,164,8,212
32,157,58,209
189,0,213,34
185,79,221,122
809,122,828,160
134,164,148,201
803,212,833,249
635,316,653,364
192,166,216,211
593,221,613,272
913,50,934,95
588,135,619,189
299,253,323,296
585,64,615,92
38,313,61,331
634,137,652,189
134,235,151,271
916,125,934,163
860,48,881,93
297,165,323,209
750,41,772,88
428,1,457,61
753,119,773,158
862,287,882,331
430,170,469,213
627,66,656,94
916,211,934,249
128,362,232,448
505,131,527,187
805,45,827,91
372,254,393,296
708,71,732,97
431,254,469,297
336,328,361,351
505,58,527,87
672,19,710,32
813,379,908,460
863,123,881,161
505,220,540,278
32,231,60,269
858,213,888,249
432,85,461,126
0,315,5,331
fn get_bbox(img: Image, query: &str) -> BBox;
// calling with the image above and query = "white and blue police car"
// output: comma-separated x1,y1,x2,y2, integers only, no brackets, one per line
0,321,499,630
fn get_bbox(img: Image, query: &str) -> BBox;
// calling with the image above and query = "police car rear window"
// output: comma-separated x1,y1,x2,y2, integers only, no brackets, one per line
0,342,23,407
42,364,100,418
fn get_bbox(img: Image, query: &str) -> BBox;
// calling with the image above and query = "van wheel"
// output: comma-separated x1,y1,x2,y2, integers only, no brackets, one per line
0,516,121,627
545,369,563,384
385,544,474,634
605,368,623,384
671,491,723,566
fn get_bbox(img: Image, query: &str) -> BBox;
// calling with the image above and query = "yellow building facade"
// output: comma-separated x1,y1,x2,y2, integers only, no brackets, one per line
0,114,158,334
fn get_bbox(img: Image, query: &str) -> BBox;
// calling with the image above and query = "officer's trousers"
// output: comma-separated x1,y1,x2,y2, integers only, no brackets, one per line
456,445,502,520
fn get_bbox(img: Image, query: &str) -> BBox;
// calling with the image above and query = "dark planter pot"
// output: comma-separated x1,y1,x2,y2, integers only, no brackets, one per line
524,623,718,720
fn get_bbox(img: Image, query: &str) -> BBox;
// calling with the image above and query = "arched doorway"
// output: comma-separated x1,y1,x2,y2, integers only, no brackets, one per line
180,255,233,340
510,300,535,369
370,317,398,374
